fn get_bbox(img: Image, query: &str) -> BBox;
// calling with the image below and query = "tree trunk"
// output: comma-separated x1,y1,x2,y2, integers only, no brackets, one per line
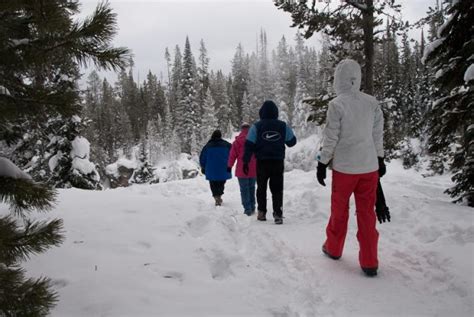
362,0,375,95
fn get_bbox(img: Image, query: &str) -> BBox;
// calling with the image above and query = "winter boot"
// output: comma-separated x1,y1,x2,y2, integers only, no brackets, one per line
257,211,266,221
214,196,222,206
322,244,341,260
362,267,378,277
273,212,283,225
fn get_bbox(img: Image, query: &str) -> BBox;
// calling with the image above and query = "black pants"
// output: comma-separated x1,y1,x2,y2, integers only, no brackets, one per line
256,159,284,217
209,181,226,197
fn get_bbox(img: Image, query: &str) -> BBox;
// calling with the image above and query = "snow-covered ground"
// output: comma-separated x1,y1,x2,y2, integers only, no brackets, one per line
5,160,473,316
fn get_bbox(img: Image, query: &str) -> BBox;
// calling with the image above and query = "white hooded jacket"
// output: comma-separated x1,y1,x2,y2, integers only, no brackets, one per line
319,59,384,174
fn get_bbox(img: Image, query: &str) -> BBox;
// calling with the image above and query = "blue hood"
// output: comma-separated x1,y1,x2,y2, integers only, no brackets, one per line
259,100,279,119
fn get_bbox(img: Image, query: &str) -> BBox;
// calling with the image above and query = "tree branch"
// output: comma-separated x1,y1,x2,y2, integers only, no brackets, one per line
345,0,368,12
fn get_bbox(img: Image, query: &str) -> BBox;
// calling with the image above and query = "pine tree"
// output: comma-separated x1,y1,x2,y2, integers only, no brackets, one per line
170,45,183,138
375,19,403,158
274,0,402,95
179,36,200,154
424,0,474,206
241,92,252,124
197,39,210,112
118,60,141,142
0,0,129,314
273,36,292,123
247,52,262,122
213,70,233,131
131,141,154,184
257,30,274,101
231,43,250,124
200,88,218,142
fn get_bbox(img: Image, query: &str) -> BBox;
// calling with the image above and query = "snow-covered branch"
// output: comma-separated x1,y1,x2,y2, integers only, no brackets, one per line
0,157,32,180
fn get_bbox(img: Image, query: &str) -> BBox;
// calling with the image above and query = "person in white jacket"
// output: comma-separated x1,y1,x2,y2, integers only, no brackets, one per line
316,59,385,277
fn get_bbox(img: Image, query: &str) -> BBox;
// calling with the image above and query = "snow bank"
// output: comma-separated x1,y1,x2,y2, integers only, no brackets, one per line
18,161,474,316
285,133,322,172
152,153,199,183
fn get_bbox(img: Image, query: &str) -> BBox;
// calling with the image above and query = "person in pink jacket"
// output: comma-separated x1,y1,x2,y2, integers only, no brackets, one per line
228,123,257,215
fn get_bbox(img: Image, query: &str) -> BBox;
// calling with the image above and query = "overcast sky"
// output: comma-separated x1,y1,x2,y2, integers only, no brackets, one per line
78,0,435,84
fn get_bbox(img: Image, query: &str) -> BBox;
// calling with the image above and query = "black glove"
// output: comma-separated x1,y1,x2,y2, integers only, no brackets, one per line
378,157,386,178
376,206,391,224
243,163,249,175
227,166,232,173
376,180,391,224
316,162,327,186
201,167,205,175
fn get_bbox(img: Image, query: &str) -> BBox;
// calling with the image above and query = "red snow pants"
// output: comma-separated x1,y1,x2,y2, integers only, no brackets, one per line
324,170,379,269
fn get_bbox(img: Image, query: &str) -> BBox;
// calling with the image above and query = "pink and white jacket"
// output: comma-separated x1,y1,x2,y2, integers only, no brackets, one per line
228,129,257,178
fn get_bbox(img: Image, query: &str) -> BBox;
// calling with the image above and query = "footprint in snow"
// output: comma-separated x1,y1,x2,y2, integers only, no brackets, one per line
186,215,212,238
207,249,234,280
414,225,442,244
137,241,152,249
52,278,69,289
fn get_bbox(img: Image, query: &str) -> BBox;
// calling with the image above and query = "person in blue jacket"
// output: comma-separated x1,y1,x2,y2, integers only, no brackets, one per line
243,100,297,224
200,130,232,206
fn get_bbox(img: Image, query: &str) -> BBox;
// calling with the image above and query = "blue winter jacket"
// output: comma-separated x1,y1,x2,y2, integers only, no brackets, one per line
200,138,232,181
244,100,297,163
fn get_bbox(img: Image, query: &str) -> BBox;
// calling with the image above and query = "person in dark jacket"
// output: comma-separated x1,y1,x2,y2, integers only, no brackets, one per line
243,100,297,224
200,130,232,206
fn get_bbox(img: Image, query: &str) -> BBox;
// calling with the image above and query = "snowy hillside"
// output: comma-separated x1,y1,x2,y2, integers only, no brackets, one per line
5,161,472,316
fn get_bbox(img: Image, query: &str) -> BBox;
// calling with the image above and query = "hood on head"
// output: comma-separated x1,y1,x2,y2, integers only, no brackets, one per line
259,100,279,119
333,59,361,96
211,129,222,140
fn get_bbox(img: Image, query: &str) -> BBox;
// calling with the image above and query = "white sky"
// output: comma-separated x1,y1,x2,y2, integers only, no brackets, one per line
78,0,435,85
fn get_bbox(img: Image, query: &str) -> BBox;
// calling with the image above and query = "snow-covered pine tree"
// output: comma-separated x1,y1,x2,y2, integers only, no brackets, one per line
0,158,63,315
197,39,210,112
396,27,420,168
179,36,200,154
257,30,274,101
273,36,292,123
83,71,105,168
231,43,250,124
195,39,210,146
241,92,253,124
169,45,183,145
131,141,154,184
200,88,218,142
145,117,162,164
213,70,233,131
376,19,402,158
423,0,474,206
28,115,102,190
226,76,238,128
0,0,129,314
119,60,142,142
247,52,261,122
292,32,313,137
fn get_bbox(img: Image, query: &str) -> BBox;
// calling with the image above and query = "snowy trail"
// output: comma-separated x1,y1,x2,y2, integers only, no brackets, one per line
9,161,473,316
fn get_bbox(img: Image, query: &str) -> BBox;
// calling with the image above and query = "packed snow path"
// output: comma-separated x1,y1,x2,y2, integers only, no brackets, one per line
14,161,473,316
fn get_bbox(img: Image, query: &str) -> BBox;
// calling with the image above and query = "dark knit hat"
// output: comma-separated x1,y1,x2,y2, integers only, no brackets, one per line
211,129,222,140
